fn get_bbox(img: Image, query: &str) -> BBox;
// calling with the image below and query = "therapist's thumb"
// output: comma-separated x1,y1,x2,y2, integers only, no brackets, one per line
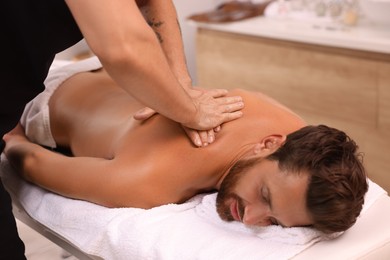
133,107,157,121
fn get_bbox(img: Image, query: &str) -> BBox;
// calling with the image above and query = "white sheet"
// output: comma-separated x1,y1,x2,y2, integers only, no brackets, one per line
1,154,387,260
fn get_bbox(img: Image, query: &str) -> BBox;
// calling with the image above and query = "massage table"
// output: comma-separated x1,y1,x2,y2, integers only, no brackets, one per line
1,153,390,260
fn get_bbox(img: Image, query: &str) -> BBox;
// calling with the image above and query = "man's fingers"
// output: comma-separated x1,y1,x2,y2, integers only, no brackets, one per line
3,123,26,142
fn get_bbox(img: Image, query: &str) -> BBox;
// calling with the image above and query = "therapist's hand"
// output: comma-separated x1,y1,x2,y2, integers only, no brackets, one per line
184,88,244,131
133,107,222,147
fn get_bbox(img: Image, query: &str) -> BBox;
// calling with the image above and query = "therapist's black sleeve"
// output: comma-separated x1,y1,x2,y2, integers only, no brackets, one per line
0,0,84,258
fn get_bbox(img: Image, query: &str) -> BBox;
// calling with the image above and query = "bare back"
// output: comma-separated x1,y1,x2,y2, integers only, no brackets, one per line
48,69,306,207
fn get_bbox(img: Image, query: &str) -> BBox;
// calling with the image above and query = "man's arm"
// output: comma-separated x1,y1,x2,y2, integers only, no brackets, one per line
64,0,243,130
3,129,174,209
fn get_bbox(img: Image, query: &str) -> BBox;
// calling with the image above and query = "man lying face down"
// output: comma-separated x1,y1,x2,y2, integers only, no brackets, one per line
4,58,368,234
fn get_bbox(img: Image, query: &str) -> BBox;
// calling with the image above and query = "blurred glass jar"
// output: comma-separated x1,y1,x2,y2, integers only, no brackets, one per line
328,0,344,17
314,0,328,16
343,0,359,26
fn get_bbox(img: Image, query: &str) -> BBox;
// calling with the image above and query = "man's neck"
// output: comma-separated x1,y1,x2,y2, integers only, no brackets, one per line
214,145,256,190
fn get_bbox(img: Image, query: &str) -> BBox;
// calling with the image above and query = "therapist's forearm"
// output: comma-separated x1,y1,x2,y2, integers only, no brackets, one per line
100,32,197,125
139,0,193,89
66,0,197,124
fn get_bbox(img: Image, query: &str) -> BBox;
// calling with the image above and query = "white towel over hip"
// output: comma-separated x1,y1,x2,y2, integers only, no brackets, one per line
20,56,102,148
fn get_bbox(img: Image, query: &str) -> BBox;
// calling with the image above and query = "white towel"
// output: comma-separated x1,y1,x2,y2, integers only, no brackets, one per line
1,154,387,260
20,57,102,148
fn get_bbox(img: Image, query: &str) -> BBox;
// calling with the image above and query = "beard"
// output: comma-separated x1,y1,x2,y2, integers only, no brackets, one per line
216,157,263,222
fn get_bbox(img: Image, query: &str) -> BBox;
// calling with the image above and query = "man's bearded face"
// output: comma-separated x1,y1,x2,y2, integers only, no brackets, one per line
216,158,261,222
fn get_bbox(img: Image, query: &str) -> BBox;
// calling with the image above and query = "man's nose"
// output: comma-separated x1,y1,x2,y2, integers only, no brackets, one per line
242,203,272,226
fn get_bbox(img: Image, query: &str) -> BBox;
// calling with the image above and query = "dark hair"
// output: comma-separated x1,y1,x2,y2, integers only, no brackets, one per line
267,125,368,233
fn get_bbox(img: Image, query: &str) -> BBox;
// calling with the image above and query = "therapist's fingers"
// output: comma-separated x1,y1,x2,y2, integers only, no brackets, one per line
216,97,245,111
183,127,202,147
199,131,208,147
207,91,246,112
204,89,243,106
220,111,244,123
204,88,228,98
182,127,218,147
185,90,244,130
133,107,157,121
207,129,215,144
198,129,216,147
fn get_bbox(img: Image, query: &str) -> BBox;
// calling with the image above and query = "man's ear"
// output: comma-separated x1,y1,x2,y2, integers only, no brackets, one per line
253,135,286,156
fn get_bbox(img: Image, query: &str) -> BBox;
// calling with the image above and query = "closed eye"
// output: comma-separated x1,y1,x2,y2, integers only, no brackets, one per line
260,186,269,203
261,186,286,227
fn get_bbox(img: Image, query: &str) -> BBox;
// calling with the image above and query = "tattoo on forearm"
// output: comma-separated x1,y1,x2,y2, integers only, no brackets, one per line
147,19,164,44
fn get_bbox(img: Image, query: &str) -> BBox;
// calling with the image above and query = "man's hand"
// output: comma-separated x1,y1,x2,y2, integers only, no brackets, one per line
3,124,33,173
3,124,28,151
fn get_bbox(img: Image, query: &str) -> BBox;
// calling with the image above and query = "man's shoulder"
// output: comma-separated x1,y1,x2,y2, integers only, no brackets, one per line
228,88,306,124
227,88,270,101
227,88,280,108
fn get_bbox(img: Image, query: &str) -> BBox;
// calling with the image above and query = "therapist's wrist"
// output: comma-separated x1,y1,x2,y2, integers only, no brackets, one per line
174,72,192,87
180,101,199,127
179,79,193,90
